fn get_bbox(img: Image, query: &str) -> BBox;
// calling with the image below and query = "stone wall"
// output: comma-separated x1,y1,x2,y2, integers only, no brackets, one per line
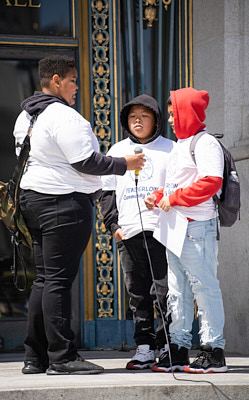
193,0,249,355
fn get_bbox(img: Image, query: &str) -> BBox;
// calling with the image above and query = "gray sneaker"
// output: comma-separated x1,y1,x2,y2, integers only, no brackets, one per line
46,355,104,375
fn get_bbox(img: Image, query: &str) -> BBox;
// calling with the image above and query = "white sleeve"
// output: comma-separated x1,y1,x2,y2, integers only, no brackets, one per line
195,135,224,178
54,116,99,164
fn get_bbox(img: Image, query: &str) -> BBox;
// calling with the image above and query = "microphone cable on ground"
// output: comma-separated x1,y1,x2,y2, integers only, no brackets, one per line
134,179,232,400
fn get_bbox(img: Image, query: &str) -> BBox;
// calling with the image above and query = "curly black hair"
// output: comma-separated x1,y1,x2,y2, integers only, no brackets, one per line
38,55,76,88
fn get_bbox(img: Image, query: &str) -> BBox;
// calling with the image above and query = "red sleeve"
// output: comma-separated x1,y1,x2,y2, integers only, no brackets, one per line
169,176,223,207
152,188,164,205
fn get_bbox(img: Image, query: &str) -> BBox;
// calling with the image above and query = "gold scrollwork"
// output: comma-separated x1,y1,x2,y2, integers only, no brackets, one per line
162,0,172,11
144,6,158,28
145,0,157,5
81,0,114,322
99,251,110,265
143,0,172,28
94,0,107,13
94,151,114,321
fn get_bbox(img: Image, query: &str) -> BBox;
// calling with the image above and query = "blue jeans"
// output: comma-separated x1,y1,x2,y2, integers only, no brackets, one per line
19,190,93,364
167,218,225,350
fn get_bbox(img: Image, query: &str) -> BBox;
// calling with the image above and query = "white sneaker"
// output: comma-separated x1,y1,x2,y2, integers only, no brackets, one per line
126,344,156,370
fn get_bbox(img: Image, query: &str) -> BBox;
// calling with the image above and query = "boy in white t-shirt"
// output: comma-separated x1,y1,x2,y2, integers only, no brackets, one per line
145,87,228,373
101,94,175,370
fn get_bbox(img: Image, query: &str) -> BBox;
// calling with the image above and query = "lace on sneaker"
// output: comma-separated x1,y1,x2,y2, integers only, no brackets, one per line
185,347,228,374
158,347,169,363
134,346,146,356
131,344,153,360
192,350,210,367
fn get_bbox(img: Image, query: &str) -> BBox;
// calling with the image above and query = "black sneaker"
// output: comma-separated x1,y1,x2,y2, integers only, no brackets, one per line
184,345,228,373
126,344,156,370
151,343,189,372
46,355,104,375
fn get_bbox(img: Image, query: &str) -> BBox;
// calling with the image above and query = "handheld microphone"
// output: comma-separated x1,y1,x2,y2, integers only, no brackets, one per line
134,146,143,183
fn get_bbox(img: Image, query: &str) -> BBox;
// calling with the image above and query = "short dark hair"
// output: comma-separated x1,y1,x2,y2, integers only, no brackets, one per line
38,55,76,88
167,96,172,105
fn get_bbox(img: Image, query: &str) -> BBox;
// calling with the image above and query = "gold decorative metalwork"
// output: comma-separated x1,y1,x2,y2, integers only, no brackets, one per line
144,6,158,28
145,0,157,4
177,0,193,88
143,0,172,28
91,0,114,318
162,0,172,11
95,200,114,318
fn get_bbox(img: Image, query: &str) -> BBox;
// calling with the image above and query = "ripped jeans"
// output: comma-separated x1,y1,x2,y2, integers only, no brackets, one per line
167,218,226,350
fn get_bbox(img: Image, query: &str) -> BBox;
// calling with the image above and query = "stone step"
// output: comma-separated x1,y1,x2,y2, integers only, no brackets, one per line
0,351,248,400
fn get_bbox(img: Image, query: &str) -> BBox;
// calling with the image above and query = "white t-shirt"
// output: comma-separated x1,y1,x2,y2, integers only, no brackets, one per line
101,136,175,239
165,133,224,220
13,102,102,195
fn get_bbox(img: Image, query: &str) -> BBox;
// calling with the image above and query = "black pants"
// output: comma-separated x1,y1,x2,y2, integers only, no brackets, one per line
19,190,93,364
117,231,169,350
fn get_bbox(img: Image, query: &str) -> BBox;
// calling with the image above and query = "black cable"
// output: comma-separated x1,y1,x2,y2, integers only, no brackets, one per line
134,179,173,367
135,179,232,400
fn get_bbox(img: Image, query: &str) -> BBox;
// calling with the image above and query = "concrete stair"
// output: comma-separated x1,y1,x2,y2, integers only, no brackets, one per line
0,350,248,400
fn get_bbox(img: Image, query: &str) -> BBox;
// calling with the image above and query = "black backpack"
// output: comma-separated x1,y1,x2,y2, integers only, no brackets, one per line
190,131,240,235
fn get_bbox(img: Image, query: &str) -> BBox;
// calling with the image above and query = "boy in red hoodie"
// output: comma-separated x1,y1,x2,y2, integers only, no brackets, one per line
145,87,228,373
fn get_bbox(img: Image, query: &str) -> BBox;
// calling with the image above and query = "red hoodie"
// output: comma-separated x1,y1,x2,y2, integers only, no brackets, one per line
171,87,209,139
154,88,223,209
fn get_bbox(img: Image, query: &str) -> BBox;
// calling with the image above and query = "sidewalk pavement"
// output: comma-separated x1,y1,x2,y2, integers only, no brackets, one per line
0,350,248,400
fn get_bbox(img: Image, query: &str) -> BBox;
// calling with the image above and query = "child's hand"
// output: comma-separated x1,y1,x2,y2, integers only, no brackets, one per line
113,228,125,242
144,194,157,210
159,196,171,212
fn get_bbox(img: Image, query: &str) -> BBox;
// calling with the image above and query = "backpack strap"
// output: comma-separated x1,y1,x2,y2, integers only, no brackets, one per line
9,115,38,291
189,130,207,164
8,114,38,205
189,130,221,240
190,131,223,164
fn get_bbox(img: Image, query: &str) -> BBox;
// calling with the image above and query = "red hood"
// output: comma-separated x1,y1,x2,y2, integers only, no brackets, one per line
170,87,209,139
